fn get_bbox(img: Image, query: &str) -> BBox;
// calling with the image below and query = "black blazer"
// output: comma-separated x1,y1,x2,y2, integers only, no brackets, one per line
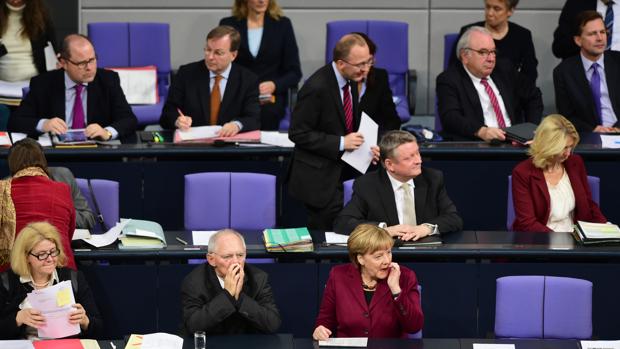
31,19,57,75
219,15,302,97
436,60,543,141
8,68,137,138
553,51,620,131
287,64,401,208
0,268,103,339
159,61,260,131
180,263,280,336
552,0,597,59
333,167,463,235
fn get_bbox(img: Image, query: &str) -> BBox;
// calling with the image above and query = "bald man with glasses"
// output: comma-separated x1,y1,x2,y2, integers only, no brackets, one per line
9,34,137,140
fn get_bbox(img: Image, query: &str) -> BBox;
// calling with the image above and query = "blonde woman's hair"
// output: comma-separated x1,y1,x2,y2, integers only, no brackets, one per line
528,114,580,169
347,224,394,268
10,222,67,278
232,0,283,20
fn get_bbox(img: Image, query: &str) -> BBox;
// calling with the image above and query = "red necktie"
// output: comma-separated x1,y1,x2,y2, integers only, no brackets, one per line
72,84,85,129
210,75,223,125
480,78,506,128
342,82,354,133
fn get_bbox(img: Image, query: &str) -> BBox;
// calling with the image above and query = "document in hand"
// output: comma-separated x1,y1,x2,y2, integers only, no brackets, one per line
119,219,166,249
263,227,314,252
125,333,183,349
26,281,80,339
573,221,620,245
341,112,378,174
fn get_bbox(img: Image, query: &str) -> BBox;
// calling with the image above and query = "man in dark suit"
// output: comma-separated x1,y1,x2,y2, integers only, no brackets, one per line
552,0,619,59
8,34,137,140
436,26,543,142
554,11,620,132
288,33,401,230
180,229,280,335
334,131,462,240
160,26,260,136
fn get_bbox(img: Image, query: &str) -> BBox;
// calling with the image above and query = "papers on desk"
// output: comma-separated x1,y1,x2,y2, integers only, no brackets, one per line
0,79,28,98
581,340,620,349
72,229,91,241
573,221,620,245
32,339,84,349
0,131,12,147
12,133,54,147
263,227,314,252
26,281,80,339
125,333,183,349
79,220,130,248
0,341,34,349
260,131,295,147
174,126,261,144
600,135,620,149
324,232,349,246
319,337,368,347
192,230,219,245
176,125,221,141
341,112,378,174
119,219,166,249
472,344,515,349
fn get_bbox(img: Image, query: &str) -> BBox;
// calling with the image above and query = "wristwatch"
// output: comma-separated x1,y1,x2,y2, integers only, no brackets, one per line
104,129,113,141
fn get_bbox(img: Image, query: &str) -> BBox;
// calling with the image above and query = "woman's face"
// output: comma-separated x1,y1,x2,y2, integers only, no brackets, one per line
247,0,269,15
357,247,392,280
484,0,513,28
27,239,58,278
6,0,26,7
554,136,576,165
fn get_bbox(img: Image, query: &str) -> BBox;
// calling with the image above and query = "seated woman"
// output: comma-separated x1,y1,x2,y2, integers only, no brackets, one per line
512,114,606,232
449,0,537,82
313,224,423,339
0,222,102,339
220,0,302,130
0,138,76,270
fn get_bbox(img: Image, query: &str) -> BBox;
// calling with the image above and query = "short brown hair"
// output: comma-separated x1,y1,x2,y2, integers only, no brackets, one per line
379,130,417,164
347,224,394,268
231,0,283,20
8,138,48,176
333,33,367,62
10,222,67,278
574,10,604,36
206,25,241,52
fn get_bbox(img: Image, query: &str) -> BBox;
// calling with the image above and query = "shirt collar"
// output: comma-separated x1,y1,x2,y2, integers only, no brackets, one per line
64,71,89,90
210,63,232,80
580,52,605,72
20,269,59,287
386,170,415,193
331,61,350,89
462,63,492,84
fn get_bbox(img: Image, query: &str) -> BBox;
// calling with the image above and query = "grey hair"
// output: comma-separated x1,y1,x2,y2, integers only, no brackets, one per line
207,229,246,253
379,130,417,164
455,26,492,61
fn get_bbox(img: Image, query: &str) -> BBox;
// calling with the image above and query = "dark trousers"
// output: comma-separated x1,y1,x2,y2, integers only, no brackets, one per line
305,183,344,231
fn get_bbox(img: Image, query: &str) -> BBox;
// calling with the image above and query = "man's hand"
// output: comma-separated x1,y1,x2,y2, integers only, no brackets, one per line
218,122,241,137
175,115,192,130
476,126,506,142
593,125,620,133
42,117,68,135
343,132,364,151
370,145,380,164
85,123,111,140
223,263,242,297
259,81,276,95
385,224,432,241
233,265,245,300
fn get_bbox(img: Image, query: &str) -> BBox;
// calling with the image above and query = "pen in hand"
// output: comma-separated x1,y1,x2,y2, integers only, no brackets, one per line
176,107,192,130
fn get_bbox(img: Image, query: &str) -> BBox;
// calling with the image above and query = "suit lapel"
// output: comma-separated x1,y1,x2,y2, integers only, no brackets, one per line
531,167,550,212
573,58,599,124
378,169,400,225
346,264,369,311
54,71,67,118
327,67,347,131
220,64,238,122
238,20,252,62
198,63,211,123
256,16,271,61
86,73,101,125
369,282,390,312
413,174,428,223
459,66,484,123
604,54,620,118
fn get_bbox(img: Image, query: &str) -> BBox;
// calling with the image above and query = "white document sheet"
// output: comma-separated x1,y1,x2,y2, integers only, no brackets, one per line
341,112,378,174
472,344,515,349
600,135,620,149
192,231,219,246
140,333,184,349
44,41,59,71
324,232,349,245
260,131,295,147
81,220,131,248
319,337,368,347
110,67,158,104
26,281,79,339
38,133,52,147
581,340,620,349
176,125,222,141
0,340,34,349
0,80,28,98
72,229,91,241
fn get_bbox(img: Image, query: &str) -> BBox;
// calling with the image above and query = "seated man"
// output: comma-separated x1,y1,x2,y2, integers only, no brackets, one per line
180,229,280,335
8,34,137,140
334,131,463,240
160,25,260,136
436,26,543,142
48,167,96,230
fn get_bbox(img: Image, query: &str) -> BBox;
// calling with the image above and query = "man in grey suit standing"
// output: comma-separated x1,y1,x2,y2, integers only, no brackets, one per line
48,167,96,229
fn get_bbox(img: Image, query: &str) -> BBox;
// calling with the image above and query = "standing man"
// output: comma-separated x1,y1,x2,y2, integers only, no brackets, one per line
180,229,280,335
160,25,260,136
8,34,137,140
554,11,620,132
436,26,542,142
288,33,401,230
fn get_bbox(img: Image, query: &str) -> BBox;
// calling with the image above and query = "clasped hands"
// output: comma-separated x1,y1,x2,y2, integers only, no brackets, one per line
385,224,433,241
223,263,244,300
43,118,111,140
16,304,90,330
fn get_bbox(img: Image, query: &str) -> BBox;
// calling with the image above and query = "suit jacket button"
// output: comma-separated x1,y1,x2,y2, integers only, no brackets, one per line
363,329,369,335
363,312,369,318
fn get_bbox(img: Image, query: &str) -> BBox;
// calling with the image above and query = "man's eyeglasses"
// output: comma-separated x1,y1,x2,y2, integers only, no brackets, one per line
209,252,246,261
29,249,60,261
65,56,97,69
465,48,498,59
340,58,375,70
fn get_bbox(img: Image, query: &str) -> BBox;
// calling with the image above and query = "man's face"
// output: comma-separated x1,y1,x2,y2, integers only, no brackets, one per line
461,31,496,79
60,38,97,84
575,18,607,60
204,35,238,75
335,44,372,82
384,141,422,182
207,233,246,277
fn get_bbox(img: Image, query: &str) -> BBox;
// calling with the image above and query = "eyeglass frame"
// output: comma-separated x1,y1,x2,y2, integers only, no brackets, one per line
63,56,98,69
29,249,60,261
208,251,246,261
464,47,498,59
339,57,375,70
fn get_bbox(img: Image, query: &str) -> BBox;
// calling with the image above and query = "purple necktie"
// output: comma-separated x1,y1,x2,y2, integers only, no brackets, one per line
72,84,85,129
590,63,602,124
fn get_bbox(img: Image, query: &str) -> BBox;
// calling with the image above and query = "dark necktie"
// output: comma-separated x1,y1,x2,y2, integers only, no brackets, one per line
210,75,223,125
480,78,506,128
342,81,354,133
590,63,603,124
604,0,615,49
72,84,85,129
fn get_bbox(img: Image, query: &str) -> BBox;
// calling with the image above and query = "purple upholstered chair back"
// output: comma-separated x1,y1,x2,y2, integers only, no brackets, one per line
128,23,172,97
495,275,592,339
87,23,130,68
434,33,459,133
76,178,120,232
184,172,276,230
507,175,600,230
343,179,354,206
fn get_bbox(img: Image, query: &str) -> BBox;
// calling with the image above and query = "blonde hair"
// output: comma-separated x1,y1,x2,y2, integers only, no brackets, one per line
528,114,580,169
232,0,283,20
347,224,394,268
10,222,67,278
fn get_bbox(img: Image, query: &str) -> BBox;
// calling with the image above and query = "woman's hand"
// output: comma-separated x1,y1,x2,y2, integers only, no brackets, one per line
312,325,332,341
387,262,402,295
16,308,46,328
69,303,90,329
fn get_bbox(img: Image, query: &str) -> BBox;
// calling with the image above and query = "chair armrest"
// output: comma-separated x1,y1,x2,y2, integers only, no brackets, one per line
406,69,417,115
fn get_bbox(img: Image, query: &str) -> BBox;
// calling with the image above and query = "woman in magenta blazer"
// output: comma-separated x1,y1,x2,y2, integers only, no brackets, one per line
312,224,423,339
512,114,606,232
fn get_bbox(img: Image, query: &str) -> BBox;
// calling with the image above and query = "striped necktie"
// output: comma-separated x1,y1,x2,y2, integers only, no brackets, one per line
480,78,506,128
604,0,615,49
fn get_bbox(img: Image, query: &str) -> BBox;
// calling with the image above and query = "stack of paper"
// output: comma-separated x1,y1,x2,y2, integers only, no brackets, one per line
26,281,80,339
263,227,313,252
119,219,166,249
573,221,620,245
125,333,183,349
173,126,261,144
